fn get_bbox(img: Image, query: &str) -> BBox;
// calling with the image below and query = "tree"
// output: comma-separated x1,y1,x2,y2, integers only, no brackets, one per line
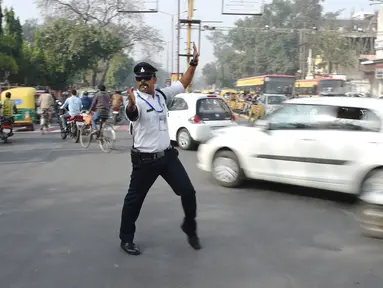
36,0,163,85
22,19,40,43
312,26,357,73
105,53,134,89
0,0,3,34
202,62,218,86
37,19,122,89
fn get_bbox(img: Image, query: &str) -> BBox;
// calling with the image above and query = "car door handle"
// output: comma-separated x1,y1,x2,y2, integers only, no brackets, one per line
300,138,315,141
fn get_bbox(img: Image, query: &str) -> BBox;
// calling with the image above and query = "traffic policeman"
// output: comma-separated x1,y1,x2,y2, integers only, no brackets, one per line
120,43,200,255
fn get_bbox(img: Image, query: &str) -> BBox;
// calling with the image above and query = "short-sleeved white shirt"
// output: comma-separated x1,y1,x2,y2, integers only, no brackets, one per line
126,81,185,153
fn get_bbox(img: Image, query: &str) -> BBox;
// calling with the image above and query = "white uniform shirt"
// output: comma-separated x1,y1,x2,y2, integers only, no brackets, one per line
126,81,185,153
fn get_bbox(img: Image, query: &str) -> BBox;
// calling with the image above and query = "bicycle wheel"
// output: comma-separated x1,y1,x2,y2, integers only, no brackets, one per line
98,124,114,153
80,124,92,148
104,124,116,149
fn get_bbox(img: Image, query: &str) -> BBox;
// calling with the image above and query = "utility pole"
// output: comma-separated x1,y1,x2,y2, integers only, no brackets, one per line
176,0,181,80
186,0,194,66
171,15,174,73
299,29,307,79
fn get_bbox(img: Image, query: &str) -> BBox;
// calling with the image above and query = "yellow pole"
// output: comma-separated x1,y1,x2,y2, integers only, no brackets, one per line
186,0,194,92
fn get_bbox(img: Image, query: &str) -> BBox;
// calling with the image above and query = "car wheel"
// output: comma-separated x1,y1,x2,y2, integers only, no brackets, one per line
358,169,383,239
212,150,244,188
177,128,195,150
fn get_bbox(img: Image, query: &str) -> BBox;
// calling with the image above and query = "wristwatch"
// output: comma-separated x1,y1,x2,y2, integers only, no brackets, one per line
189,59,198,66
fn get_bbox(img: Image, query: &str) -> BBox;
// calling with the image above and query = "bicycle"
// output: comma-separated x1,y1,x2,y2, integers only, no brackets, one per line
40,108,50,134
80,115,116,153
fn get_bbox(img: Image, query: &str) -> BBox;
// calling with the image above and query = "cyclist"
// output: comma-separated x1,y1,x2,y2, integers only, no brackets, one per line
38,89,54,134
89,84,111,133
81,91,92,111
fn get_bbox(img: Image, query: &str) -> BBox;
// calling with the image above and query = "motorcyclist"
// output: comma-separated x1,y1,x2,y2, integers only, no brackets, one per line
81,91,92,111
111,90,124,114
59,89,82,130
0,92,18,137
89,84,111,133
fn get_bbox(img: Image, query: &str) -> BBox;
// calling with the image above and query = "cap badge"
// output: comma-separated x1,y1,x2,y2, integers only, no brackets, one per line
140,67,145,72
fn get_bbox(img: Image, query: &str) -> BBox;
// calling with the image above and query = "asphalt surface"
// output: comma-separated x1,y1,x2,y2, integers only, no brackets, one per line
0,130,383,288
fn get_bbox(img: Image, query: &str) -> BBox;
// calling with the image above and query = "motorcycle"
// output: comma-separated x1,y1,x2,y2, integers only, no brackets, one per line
0,117,14,143
57,100,86,143
112,106,122,125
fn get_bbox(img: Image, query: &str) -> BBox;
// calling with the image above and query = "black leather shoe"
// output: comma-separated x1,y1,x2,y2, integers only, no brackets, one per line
187,235,202,250
120,242,141,255
181,224,202,250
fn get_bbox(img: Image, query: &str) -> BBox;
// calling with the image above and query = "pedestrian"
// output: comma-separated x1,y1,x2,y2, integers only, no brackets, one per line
119,43,200,255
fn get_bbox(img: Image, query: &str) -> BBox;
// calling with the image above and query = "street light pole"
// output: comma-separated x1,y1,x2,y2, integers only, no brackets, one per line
177,0,181,80
171,15,174,73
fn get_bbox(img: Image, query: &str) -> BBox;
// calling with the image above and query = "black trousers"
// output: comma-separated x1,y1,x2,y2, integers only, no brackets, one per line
119,148,197,243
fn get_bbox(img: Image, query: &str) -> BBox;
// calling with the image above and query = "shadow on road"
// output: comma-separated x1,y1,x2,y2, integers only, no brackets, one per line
240,179,357,205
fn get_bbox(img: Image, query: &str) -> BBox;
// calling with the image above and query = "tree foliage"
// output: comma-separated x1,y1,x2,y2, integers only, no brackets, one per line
0,0,163,89
203,0,356,87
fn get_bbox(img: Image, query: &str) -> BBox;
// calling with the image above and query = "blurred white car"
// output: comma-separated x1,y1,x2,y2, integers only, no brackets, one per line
197,97,383,238
167,93,238,150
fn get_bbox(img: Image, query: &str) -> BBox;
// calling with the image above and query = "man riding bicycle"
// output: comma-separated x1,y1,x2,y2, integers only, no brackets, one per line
0,92,18,137
38,89,54,133
89,85,111,133
60,89,82,130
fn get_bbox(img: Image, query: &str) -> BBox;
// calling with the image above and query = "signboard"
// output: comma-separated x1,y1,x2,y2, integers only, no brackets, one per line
117,0,158,13
171,73,183,82
376,64,383,79
222,0,265,15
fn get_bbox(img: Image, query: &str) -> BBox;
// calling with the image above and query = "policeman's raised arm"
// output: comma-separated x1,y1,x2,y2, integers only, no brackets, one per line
179,42,199,89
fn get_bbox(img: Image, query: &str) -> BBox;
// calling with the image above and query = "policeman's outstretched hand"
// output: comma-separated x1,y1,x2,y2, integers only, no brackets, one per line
126,87,136,107
192,42,199,65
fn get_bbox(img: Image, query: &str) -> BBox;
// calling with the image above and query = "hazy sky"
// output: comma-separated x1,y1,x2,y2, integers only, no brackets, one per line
3,0,380,72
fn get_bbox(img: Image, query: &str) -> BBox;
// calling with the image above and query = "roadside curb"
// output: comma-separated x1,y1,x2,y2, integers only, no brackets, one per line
14,125,131,133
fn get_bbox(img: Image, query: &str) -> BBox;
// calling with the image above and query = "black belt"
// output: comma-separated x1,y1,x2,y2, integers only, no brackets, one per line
132,145,173,160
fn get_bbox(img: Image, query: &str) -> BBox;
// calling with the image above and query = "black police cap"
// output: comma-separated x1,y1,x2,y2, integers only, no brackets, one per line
134,62,158,77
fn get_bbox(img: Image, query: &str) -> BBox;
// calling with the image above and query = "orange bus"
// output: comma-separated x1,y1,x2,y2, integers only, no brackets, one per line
295,78,346,97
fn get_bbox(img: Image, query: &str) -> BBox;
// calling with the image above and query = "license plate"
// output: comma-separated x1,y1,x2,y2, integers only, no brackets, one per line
112,111,119,114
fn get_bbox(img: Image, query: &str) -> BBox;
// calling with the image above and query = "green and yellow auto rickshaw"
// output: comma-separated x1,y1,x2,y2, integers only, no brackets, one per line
0,87,36,131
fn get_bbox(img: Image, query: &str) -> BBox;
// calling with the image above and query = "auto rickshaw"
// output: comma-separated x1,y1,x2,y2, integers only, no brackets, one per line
0,87,36,131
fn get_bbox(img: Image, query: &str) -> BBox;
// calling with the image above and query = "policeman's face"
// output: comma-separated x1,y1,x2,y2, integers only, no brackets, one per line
136,75,157,94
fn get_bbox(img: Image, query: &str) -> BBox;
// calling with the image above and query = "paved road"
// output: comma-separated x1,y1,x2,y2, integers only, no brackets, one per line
0,132,383,288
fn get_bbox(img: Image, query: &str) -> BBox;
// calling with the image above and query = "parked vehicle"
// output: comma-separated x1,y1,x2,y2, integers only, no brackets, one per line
167,93,237,150
197,97,383,238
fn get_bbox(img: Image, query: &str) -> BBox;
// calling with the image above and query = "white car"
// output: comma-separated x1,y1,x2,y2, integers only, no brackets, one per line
167,93,238,150
197,97,383,238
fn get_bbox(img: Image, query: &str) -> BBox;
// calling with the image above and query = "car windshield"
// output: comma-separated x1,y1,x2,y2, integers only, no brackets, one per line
264,77,295,95
196,98,232,121
267,95,286,105
319,80,345,95
265,103,336,129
